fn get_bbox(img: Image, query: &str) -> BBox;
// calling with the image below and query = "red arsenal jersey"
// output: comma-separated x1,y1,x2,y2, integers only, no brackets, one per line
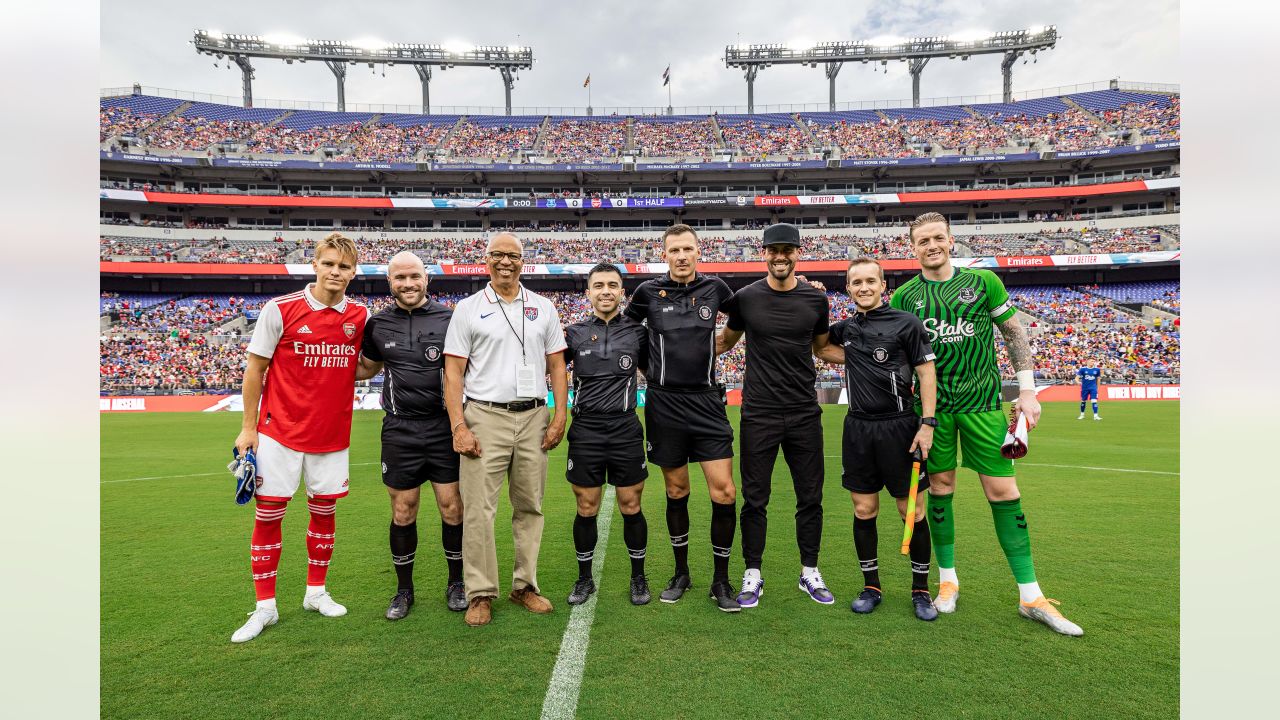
247,285,368,453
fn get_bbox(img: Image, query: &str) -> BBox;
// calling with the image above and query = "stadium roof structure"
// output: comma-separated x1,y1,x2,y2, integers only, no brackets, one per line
724,26,1058,112
191,30,534,115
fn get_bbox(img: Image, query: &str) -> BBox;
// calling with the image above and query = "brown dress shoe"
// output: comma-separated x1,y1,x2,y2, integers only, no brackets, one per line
464,596,493,626
509,587,554,614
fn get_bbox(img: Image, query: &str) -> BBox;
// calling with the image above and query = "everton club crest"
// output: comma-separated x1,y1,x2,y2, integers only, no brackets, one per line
958,287,977,304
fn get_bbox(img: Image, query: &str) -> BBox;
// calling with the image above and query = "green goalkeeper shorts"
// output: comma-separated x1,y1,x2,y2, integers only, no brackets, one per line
928,409,1016,478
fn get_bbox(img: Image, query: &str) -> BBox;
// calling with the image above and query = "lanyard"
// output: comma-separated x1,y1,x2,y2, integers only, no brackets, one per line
497,291,526,359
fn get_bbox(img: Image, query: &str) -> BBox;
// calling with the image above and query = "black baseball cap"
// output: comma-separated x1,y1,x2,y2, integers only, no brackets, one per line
762,223,801,248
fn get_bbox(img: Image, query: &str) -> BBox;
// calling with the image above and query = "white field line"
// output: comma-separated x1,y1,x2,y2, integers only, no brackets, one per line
101,461,380,484
540,485,616,720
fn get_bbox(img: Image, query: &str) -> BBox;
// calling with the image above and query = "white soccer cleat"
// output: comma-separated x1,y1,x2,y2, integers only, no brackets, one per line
1077,414,1084,420
934,581,959,613
231,606,279,643
302,590,348,617
1019,597,1084,637
1094,415,1102,421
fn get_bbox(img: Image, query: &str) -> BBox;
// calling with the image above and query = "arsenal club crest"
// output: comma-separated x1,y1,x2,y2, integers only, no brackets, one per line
343,322,356,338
698,305,713,320
958,287,977,303
872,347,889,363
618,354,634,370
425,345,441,362
524,306,539,322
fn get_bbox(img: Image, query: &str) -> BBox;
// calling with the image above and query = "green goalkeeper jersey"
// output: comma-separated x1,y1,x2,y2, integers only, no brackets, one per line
889,266,1018,413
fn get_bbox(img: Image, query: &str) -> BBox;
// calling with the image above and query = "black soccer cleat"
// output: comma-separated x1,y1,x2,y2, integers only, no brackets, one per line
709,580,741,613
386,589,414,621
659,573,692,604
567,578,597,606
630,574,652,606
446,581,467,612
850,587,882,614
912,590,939,621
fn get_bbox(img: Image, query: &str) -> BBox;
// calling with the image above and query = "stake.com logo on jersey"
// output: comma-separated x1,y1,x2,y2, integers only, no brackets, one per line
923,317,975,344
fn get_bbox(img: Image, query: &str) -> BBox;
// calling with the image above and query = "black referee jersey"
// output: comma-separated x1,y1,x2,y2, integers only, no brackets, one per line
564,313,647,415
828,304,935,418
623,272,733,390
361,298,453,418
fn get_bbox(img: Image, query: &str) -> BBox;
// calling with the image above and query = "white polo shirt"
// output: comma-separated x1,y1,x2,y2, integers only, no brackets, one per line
444,283,567,403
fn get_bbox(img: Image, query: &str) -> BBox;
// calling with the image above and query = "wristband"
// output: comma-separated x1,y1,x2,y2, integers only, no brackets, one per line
451,421,466,434
1016,370,1036,392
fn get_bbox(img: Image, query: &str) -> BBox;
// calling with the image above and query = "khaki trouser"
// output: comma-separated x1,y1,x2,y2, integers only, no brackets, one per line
460,402,549,602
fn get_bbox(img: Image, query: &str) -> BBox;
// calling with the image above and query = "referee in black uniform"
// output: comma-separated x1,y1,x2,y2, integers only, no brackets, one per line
717,223,836,608
815,257,941,621
624,224,741,612
357,252,465,620
563,263,652,606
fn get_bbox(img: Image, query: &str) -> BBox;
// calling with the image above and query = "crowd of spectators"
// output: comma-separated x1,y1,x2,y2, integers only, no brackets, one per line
987,108,1111,151
1077,227,1167,253
333,122,453,162
1104,97,1180,142
141,116,265,151
631,119,716,158
445,121,539,159
100,107,161,142
895,118,1011,153
540,120,628,161
805,119,917,158
719,119,814,158
100,236,199,261
245,122,365,155
1009,287,1128,325
999,324,1180,382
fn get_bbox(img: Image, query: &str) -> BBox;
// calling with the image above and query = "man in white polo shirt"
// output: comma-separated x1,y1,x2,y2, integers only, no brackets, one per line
444,231,569,627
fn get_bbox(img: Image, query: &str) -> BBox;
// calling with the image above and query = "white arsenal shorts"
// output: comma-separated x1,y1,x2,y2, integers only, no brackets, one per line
254,433,351,502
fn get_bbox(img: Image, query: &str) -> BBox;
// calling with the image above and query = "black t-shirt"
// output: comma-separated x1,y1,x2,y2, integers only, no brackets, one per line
624,272,733,390
828,304,935,419
362,298,453,418
724,278,830,411
564,314,648,416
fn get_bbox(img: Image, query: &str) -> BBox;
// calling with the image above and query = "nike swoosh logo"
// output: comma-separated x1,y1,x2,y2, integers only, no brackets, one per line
480,312,495,319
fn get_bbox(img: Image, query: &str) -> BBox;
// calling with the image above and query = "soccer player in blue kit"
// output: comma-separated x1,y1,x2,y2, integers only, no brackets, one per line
1077,365,1101,420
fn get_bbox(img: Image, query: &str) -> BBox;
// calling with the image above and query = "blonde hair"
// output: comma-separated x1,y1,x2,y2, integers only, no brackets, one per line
847,256,885,281
907,212,950,242
315,232,358,264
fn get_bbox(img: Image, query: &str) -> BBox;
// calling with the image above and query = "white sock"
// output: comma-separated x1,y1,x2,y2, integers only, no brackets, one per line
1018,581,1043,604
801,566,819,579
305,585,326,598
255,598,277,611
743,568,761,581
939,567,959,585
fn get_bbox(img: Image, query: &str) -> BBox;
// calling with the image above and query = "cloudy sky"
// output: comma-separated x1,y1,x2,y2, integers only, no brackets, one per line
100,0,1179,113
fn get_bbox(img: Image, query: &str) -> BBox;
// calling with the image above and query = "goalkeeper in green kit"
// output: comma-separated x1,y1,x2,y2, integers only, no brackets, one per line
890,212,1082,637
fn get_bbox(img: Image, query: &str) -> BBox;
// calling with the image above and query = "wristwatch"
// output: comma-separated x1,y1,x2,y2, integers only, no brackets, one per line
919,416,939,427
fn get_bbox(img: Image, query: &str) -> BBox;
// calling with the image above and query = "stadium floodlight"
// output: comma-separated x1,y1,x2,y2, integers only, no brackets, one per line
192,29,534,114
724,25,1058,112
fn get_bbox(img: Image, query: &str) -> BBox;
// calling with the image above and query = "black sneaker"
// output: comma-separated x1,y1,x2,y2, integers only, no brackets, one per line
386,589,414,621
567,577,596,605
709,579,741,613
659,573,692,604
850,587,882,614
446,581,467,612
630,574,652,606
912,590,939,621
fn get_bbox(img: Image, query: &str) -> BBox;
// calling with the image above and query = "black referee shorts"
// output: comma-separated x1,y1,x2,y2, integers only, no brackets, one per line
643,385,734,468
566,412,647,488
841,413,929,498
380,413,460,489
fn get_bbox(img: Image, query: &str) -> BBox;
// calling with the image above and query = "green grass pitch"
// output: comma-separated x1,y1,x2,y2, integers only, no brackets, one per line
102,402,1178,719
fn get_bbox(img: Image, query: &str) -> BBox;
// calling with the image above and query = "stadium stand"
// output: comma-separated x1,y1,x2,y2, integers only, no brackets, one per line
630,115,717,158
333,114,459,161
244,111,374,154
716,114,814,158
540,117,628,161
445,116,541,159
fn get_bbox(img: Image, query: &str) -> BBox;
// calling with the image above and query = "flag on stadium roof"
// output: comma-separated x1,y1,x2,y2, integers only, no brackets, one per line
583,74,590,88
662,65,670,86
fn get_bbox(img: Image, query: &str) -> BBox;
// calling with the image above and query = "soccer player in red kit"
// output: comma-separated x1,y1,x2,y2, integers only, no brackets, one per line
230,234,369,643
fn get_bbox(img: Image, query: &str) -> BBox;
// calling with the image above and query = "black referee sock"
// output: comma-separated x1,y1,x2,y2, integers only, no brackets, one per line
710,501,736,582
573,513,598,580
909,517,931,592
622,510,648,578
390,521,418,592
666,494,691,576
441,520,463,584
853,516,880,589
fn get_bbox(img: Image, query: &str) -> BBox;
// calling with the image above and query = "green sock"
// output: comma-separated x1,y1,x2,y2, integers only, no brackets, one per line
989,498,1037,584
927,493,955,569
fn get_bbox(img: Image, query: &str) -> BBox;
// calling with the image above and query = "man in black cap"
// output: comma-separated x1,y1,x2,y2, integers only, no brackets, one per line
815,256,940,621
717,223,836,608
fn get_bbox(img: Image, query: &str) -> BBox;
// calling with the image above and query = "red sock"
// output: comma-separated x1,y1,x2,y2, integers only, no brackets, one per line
306,499,337,587
251,504,286,601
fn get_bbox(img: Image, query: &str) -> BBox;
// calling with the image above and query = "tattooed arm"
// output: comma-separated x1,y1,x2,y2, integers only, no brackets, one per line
997,315,1041,429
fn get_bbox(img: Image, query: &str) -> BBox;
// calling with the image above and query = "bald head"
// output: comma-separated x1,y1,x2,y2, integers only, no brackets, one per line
487,231,523,254
386,250,427,310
